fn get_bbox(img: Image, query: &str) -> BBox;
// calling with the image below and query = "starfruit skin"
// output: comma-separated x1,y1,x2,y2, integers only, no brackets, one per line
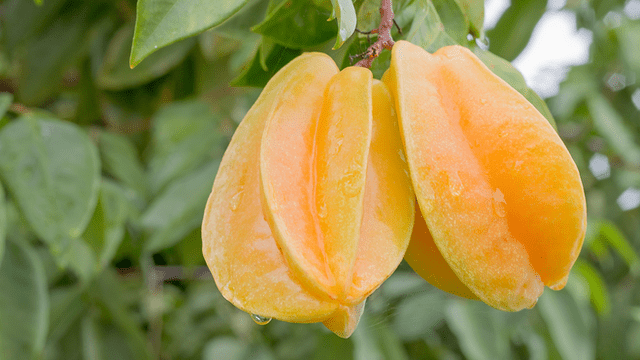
202,53,414,338
383,40,587,311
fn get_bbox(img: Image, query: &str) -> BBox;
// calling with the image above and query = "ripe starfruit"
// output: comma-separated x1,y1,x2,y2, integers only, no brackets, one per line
202,52,414,338
383,40,587,311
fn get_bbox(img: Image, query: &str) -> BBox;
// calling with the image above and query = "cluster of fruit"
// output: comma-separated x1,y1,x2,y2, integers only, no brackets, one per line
201,40,587,338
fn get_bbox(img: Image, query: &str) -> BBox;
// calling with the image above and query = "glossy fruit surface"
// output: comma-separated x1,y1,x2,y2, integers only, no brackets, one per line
202,53,413,338
383,40,587,311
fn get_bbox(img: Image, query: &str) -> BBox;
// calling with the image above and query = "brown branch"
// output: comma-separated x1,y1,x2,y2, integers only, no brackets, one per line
355,0,396,68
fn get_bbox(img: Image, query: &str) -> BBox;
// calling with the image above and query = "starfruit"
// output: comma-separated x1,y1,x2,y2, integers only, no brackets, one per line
383,41,587,311
202,52,414,338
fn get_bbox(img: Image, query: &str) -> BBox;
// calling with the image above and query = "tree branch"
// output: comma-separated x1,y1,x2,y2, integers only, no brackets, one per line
355,0,396,68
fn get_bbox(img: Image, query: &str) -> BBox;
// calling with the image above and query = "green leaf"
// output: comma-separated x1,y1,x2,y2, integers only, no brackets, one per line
473,48,557,129
97,131,147,199
0,240,49,360
0,93,12,119
17,7,91,105
0,184,5,268
393,291,446,340
445,300,511,360
537,290,595,360
404,0,457,53
598,220,640,274
381,272,429,299
1,0,66,51
202,337,248,360
81,315,102,360
587,94,640,167
432,0,469,44
230,41,302,87
141,160,220,254
57,237,98,284
253,0,337,48
313,333,354,360
83,180,130,271
456,0,484,37
616,21,640,75
130,0,251,67
98,24,196,91
487,0,547,61
354,314,409,360
574,259,611,316
331,0,357,49
147,101,226,194
0,117,100,254
46,286,86,347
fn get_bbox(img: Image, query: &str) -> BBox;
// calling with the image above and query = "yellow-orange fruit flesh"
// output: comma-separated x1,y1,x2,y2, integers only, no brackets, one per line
202,53,339,322
384,40,586,311
345,80,415,303
405,205,478,300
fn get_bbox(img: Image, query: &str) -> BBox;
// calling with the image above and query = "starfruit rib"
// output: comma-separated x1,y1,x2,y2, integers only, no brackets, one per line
202,53,339,322
260,66,373,301
346,79,415,303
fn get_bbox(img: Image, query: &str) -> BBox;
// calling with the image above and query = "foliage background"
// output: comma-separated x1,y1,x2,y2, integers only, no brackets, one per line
1,0,640,359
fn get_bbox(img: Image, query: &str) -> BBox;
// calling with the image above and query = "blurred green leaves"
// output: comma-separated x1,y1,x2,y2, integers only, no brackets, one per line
487,0,547,61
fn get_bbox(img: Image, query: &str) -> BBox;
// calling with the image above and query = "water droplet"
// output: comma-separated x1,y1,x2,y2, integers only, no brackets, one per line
475,36,489,50
230,189,243,211
492,188,506,217
251,313,272,325
318,202,328,219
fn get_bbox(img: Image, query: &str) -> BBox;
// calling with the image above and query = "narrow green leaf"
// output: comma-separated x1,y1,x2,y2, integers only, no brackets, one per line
537,290,595,360
57,237,98,284
445,300,511,360
616,22,640,75
0,240,49,360
83,180,130,271
148,101,225,194
0,117,100,254
574,259,611,316
141,160,220,253
230,41,302,87
46,286,86,347
473,48,557,129
130,0,251,67
97,131,147,199
331,0,357,49
0,184,5,268
598,220,640,274
587,94,640,167
487,0,547,61
0,93,12,119
393,291,446,340
253,0,337,48
99,24,196,91
81,315,103,360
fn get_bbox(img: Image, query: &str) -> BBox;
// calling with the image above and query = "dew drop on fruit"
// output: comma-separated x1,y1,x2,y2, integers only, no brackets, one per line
492,188,506,217
230,189,243,211
251,313,272,325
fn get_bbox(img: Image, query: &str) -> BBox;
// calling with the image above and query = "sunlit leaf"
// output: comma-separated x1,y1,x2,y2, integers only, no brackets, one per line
130,0,251,67
331,0,357,49
404,0,457,52
0,240,49,360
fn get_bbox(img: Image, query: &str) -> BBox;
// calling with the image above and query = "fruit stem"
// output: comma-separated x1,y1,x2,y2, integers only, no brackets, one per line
355,0,396,68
